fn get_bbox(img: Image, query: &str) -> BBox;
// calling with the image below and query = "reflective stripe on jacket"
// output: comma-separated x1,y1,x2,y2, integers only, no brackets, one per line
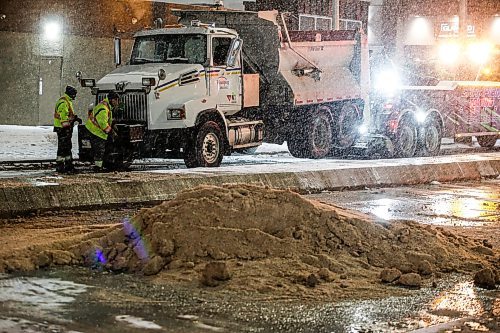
53,94,75,128
85,98,113,140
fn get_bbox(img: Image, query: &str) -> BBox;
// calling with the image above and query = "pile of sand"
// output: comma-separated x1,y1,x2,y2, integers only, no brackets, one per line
1,184,498,298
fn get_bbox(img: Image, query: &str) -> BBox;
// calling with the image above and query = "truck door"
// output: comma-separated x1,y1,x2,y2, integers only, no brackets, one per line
209,36,242,114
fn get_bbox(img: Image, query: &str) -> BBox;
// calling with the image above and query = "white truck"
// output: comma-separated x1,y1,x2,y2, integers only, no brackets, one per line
77,9,370,168
77,9,499,169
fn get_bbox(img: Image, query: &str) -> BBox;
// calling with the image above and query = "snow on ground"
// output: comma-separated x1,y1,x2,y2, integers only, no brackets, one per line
0,126,79,161
0,125,288,162
0,125,497,169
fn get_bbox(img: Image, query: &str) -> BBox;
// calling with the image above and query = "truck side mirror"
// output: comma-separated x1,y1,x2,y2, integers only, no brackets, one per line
114,37,121,67
227,38,243,68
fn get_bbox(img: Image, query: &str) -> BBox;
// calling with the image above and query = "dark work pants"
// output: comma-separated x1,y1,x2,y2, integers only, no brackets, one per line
90,134,107,166
55,127,73,160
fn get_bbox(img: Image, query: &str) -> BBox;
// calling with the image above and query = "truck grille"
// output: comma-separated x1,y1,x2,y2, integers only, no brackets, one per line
97,91,148,123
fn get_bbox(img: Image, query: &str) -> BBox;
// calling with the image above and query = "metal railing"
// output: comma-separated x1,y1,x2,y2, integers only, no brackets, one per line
339,19,362,31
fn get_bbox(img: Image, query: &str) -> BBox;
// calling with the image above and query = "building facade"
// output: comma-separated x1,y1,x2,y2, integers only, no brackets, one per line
0,0,206,125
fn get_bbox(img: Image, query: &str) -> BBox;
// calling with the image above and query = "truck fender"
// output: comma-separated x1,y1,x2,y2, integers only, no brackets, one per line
182,97,218,127
194,108,230,152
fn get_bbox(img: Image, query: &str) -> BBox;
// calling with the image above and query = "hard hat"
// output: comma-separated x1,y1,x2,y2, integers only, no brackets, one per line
65,85,77,99
107,91,120,101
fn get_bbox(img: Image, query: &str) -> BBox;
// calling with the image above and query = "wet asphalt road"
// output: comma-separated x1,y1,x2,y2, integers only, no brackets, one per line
0,179,499,333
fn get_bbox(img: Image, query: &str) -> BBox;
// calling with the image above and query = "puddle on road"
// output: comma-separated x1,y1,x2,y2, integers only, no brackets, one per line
0,269,496,333
309,181,500,227
0,276,88,318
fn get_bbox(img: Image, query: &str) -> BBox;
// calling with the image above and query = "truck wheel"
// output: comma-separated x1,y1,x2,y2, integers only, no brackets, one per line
476,135,498,148
288,107,333,159
332,102,361,149
417,121,442,157
184,121,224,168
305,109,333,158
394,118,417,158
287,137,307,158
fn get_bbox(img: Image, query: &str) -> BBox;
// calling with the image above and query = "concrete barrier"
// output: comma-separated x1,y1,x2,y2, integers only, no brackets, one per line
1,157,499,217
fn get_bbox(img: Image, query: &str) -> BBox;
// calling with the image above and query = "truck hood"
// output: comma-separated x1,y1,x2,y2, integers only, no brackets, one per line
97,63,204,90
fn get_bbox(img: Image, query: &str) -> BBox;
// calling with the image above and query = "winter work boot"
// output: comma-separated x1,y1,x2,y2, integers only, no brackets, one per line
64,158,77,174
93,160,104,173
55,161,65,173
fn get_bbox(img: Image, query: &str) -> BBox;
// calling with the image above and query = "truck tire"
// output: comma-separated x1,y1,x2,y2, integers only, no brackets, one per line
108,158,133,171
332,102,361,149
288,107,333,159
306,109,333,158
287,137,307,158
416,120,442,157
394,118,417,158
476,135,498,148
184,121,224,168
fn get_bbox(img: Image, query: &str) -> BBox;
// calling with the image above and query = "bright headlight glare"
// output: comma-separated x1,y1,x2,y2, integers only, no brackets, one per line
466,41,493,64
438,42,460,65
358,124,368,135
375,69,401,96
415,109,426,123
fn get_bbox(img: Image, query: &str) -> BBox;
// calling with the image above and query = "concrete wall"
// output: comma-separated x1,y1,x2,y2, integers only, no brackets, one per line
0,0,205,126
0,32,40,125
0,31,133,125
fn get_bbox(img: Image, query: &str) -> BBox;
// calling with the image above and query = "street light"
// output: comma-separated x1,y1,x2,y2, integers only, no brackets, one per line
43,21,61,41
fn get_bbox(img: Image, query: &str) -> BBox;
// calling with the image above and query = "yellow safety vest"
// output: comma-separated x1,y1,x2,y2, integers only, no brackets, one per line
53,94,75,128
85,99,113,140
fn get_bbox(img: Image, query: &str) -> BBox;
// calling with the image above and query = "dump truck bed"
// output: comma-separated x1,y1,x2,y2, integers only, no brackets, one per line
178,10,368,109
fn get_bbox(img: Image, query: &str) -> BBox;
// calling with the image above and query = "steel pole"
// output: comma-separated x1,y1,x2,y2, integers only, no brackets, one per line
458,0,467,39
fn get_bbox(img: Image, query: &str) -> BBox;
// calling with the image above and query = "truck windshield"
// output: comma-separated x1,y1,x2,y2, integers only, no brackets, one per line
130,34,207,65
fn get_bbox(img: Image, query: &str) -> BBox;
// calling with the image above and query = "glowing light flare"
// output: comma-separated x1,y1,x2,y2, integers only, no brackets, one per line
123,217,150,262
466,41,493,64
406,16,434,45
481,66,492,76
438,42,460,65
370,198,397,220
358,124,368,135
414,108,426,123
429,189,496,226
429,282,483,316
374,69,401,97
43,21,61,41
452,197,484,220
94,249,107,265
492,16,500,39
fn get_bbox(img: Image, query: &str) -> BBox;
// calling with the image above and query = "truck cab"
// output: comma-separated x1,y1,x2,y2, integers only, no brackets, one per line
79,21,263,168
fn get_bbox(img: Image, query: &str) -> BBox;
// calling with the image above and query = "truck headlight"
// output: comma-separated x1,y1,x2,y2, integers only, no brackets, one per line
142,77,156,87
81,79,96,87
167,108,186,120
358,124,368,135
374,69,401,97
438,42,460,65
466,41,493,65
414,108,426,123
